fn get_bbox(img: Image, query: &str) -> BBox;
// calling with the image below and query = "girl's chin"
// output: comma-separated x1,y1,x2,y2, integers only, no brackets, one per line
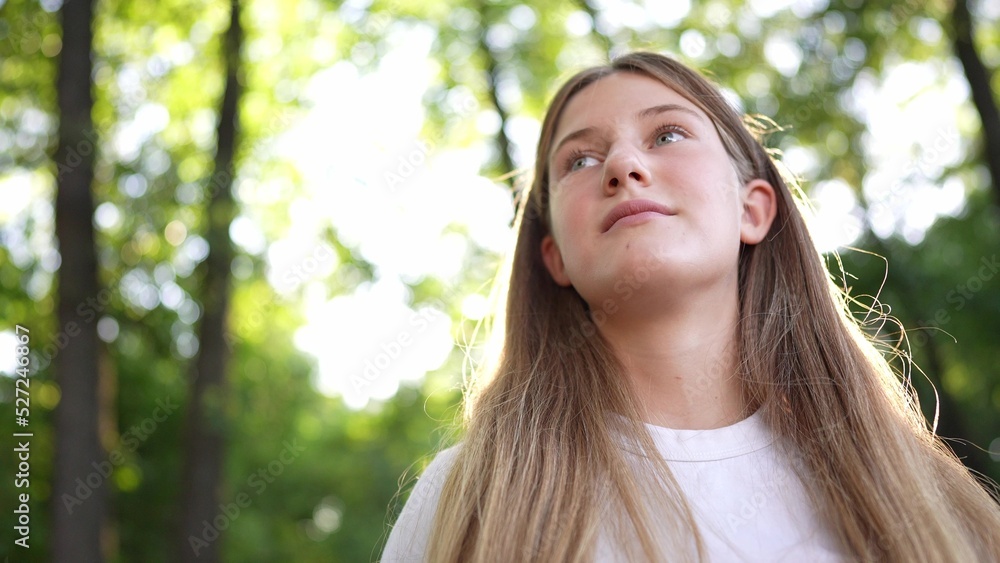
579,256,735,300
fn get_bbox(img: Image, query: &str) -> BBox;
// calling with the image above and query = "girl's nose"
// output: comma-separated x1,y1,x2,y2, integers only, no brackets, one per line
603,148,651,194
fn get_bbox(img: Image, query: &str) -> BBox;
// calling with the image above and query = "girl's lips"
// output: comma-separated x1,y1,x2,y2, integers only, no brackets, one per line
601,199,675,232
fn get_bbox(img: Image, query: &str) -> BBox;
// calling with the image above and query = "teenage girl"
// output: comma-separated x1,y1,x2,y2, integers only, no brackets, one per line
381,51,1000,562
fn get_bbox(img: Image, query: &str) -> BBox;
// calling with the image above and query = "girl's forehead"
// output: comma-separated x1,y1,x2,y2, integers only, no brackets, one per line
553,73,707,139
548,73,713,165
564,74,695,118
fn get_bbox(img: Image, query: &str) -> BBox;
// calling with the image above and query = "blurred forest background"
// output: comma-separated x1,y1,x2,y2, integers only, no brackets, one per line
0,0,998,561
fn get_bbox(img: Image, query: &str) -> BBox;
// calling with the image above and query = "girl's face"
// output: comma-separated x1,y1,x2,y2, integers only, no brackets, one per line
540,72,774,309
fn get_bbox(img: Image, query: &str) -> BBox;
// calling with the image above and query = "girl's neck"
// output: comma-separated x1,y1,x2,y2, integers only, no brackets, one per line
597,285,746,430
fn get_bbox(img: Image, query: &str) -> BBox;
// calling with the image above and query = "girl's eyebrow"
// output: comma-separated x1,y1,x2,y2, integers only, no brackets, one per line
638,103,705,123
550,103,705,161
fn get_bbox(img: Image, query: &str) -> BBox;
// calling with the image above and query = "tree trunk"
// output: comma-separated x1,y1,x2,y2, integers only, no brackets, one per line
475,0,516,183
175,0,242,561
50,0,105,560
951,0,1000,208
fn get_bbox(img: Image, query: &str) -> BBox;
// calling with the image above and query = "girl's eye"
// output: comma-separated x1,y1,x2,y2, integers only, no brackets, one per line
569,154,598,172
654,127,686,146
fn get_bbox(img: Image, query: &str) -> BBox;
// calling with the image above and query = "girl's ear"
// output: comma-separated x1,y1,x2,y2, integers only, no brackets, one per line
540,235,573,287
739,179,778,245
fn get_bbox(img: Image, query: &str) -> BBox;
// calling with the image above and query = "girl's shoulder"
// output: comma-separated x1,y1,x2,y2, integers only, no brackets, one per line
403,444,462,510
381,444,461,562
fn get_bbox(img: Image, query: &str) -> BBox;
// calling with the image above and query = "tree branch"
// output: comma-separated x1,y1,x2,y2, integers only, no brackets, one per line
951,0,1000,209
474,0,517,186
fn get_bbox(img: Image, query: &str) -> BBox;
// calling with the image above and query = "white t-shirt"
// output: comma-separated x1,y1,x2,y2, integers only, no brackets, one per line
381,409,850,562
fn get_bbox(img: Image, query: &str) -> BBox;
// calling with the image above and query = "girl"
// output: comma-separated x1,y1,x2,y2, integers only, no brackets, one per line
381,52,1000,562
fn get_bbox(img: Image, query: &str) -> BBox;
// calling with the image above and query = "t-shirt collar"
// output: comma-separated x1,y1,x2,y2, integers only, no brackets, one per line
643,408,775,462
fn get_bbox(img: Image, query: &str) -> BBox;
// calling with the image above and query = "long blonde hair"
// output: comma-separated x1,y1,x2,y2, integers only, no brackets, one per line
423,52,1000,562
